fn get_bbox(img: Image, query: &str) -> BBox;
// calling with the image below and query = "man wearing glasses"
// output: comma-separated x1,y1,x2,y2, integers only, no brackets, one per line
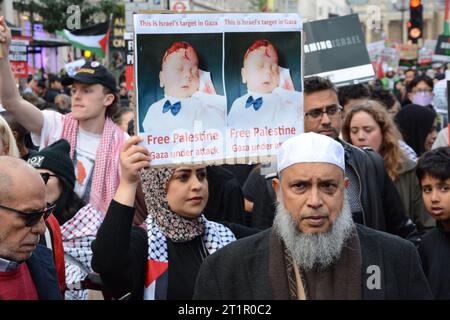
0,156,61,300
303,76,420,244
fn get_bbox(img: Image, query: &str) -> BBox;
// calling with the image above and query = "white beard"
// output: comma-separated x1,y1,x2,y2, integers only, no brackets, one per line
273,192,354,272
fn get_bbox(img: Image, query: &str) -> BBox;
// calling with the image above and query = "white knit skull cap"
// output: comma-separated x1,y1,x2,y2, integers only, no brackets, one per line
277,132,345,173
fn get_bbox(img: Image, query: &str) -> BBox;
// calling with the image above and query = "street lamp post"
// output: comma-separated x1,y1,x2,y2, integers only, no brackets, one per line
392,0,407,43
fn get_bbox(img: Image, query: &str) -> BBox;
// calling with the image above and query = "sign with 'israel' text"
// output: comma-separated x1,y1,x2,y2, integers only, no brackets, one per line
304,14,375,87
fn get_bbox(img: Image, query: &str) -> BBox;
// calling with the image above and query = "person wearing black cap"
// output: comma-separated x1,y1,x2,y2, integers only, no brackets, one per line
28,139,82,225
28,139,104,300
27,139,84,296
43,74,64,104
0,17,127,216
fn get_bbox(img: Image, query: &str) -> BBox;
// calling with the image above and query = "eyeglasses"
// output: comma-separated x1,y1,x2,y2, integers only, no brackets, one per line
304,105,342,120
0,203,56,227
40,172,58,185
411,89,432,94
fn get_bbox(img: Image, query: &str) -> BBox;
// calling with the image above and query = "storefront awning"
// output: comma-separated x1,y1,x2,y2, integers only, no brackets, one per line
6,20,21,37
28,38,71,48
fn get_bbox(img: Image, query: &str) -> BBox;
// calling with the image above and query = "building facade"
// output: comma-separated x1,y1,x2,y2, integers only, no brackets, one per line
350,0,446,45
191,0,350,17
297,0,351,21
192,0,254,11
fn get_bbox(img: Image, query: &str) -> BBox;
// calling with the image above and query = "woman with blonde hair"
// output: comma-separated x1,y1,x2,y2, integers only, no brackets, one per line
0,114,19,157
342,100,434,233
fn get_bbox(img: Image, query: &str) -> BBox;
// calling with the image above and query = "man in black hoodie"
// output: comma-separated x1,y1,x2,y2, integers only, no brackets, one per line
247,76,420,244
302,76,419,243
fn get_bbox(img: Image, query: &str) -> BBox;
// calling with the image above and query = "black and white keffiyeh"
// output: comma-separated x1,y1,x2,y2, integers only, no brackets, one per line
60,203,103,300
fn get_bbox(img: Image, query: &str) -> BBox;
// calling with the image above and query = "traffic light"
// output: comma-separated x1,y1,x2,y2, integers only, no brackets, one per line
408,0,423,43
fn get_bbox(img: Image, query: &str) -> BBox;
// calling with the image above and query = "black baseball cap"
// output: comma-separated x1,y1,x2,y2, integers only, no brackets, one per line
61,61,117,93
48,74,61,83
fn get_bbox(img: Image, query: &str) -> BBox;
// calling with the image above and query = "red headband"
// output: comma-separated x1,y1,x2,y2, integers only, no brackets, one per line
163,41,198,63
244,39,278,61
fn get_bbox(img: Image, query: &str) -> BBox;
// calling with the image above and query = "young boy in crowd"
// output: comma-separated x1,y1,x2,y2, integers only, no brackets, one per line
228,39,301,129
141,41,226,134
417,147,450,299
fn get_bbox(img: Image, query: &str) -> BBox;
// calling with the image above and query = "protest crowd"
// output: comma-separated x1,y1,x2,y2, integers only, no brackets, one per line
0,6,449,303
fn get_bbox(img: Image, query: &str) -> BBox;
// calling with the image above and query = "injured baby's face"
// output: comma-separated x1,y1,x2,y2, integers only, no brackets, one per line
160,46,200,99
242,44,280,94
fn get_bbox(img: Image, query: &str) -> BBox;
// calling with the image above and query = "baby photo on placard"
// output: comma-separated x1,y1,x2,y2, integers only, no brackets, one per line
225,32,303,130
137,33,226,135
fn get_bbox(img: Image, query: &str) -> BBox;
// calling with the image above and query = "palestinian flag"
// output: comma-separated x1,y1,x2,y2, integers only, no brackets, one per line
57,21,110,58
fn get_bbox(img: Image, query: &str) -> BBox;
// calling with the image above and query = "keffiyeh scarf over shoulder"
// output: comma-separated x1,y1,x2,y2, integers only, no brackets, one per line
62,113,124,215
140,168,236,300
61,204,104,300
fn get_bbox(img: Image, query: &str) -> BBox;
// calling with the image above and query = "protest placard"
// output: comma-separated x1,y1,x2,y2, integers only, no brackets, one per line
367,40,385,78
303,14,375,87
380,47,400,72
9,37,30,78
367,41,385,62
397,43,418,60
134,13,303,166
424,39,437,50
433,35,450,63
418,47,433,64
124,32,134,91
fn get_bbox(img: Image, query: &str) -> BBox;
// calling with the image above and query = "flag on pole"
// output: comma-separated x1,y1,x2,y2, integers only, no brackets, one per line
445,0,450,36
57,21,110,58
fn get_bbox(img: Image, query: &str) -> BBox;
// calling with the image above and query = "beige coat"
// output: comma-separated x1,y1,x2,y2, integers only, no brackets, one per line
394,157,435,234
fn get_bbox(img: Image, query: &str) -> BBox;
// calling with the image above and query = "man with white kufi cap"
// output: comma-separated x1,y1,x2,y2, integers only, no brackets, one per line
194,132,432,300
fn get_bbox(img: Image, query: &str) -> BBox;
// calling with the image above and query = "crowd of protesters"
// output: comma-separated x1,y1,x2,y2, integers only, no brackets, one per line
0,15,449,301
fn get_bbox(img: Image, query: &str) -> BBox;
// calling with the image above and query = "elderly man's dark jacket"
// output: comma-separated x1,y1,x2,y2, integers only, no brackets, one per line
26,245,62,300
193,225,432,300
